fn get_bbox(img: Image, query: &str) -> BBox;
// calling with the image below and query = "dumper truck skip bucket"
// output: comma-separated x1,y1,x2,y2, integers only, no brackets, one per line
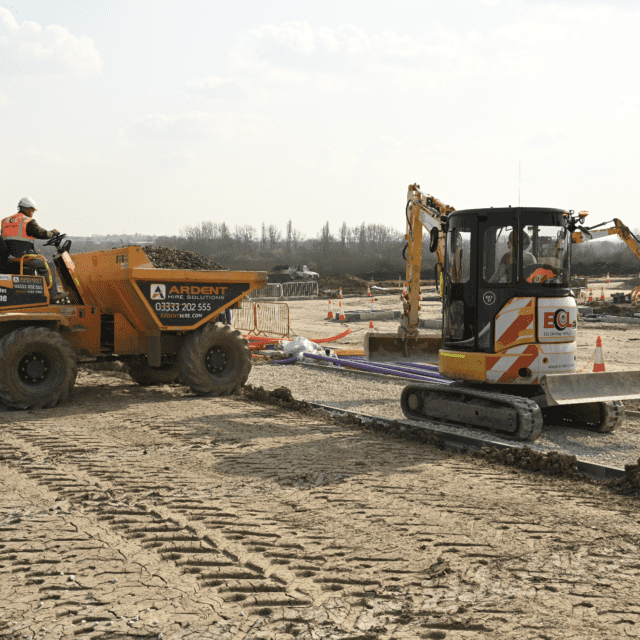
65,245,267,332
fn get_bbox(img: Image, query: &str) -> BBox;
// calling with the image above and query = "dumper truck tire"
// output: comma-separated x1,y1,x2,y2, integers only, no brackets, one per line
178,322,251,396
127,358,180,386
0,326,78,410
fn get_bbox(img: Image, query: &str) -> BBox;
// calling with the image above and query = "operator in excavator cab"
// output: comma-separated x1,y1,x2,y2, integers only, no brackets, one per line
489,230,536,283
0,197,67,302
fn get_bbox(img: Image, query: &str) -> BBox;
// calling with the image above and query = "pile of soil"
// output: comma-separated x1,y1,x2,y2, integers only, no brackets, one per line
318,274,370,295
114,245,226,271
608,457,640,495
472,446,587,480
143,246,226,270
586,301,640,317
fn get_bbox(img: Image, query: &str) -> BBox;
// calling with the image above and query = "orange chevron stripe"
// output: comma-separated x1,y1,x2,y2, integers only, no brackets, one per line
496,305,535,350
497,345,539,383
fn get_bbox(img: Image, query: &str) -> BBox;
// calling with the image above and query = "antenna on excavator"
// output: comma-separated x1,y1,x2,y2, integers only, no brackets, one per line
518,160,521,206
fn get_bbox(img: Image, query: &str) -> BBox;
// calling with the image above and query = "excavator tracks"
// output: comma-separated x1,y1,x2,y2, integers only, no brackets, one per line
401,382,544,441
542,400,625,433
400,382,626,441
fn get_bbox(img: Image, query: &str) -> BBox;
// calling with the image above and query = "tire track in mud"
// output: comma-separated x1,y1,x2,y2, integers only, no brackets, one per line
3,389,640,638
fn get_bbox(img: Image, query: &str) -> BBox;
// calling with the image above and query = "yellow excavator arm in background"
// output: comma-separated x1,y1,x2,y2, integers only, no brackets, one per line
571,217,640,261
401,184,456,338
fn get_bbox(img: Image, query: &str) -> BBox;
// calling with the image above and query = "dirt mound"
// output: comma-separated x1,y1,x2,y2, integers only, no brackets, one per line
587,301,640,317
318,274,370,295
608,458,640,495
472,446,588,480
114,245,226,270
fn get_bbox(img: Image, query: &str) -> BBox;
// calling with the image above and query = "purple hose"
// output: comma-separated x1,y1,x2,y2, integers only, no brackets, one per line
302,352,451,384
338,355,440,373
270,357,298,365
341,359,447,380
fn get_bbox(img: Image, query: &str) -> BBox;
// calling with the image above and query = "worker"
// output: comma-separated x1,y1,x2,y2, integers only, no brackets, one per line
489,230,536,283
0,197,67,301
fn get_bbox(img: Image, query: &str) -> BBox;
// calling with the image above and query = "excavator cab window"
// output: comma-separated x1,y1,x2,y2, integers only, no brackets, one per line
444,219,474,343
524,226,570,286
484,226,516,284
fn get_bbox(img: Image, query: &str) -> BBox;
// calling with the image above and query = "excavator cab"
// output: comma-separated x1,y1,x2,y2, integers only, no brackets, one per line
442,207,571,354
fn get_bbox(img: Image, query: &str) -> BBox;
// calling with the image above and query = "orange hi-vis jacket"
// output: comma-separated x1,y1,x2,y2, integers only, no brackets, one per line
1,212,35,243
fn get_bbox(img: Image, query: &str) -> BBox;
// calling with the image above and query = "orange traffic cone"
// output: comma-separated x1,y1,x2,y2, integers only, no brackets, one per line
600,287,605,301
337,300,346,321
369,319,374,329
338,287,343,299
593,336,605,372
367,284,372,297
326,299,334,319
606,272,610,283
588,288,593,302
370,299,376,312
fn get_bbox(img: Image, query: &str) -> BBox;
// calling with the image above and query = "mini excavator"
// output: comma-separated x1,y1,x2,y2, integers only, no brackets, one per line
364,184,640,441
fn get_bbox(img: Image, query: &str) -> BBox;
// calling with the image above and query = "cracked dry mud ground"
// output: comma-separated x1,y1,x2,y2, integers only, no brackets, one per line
2,372,640,639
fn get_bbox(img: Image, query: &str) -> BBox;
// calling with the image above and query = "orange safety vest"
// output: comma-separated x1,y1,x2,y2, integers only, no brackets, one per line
1,212,35,242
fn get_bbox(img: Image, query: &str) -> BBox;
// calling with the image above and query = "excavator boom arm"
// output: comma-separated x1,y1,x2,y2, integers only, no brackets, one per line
403,184,456,332
572,218,640,261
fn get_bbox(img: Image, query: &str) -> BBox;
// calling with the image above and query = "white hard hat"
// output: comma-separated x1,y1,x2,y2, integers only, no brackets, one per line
18,197,38,211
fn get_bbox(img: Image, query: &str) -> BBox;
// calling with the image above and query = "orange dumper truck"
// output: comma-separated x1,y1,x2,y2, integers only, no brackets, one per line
0,235,266,409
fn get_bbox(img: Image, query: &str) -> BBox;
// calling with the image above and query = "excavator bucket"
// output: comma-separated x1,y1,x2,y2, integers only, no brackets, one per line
364,332,441,364
540,371,640,406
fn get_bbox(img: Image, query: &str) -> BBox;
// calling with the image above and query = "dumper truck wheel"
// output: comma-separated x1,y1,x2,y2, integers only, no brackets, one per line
127,358,180,386
0,326,78,410
178,322,251,396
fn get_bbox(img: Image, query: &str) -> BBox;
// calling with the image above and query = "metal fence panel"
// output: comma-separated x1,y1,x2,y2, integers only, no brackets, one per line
282,281,319,297
232,303,255,333
253,302,290,337
233,301,290,338
248,283,283,299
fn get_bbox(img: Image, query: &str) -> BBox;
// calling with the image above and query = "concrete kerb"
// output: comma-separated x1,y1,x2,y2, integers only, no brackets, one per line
248,296,319,302
336,310,402,322
308,402,626,481
581,315,640,325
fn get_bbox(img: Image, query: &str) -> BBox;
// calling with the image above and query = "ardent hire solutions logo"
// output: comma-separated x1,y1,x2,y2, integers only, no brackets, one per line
150,284,166,300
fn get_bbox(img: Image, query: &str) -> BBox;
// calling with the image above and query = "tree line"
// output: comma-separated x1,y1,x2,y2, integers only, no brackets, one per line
152,219,437,279
42,221,640,280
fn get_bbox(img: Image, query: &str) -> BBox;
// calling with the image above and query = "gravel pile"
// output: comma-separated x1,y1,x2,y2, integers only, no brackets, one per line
114,245,226,270
248,362,640,470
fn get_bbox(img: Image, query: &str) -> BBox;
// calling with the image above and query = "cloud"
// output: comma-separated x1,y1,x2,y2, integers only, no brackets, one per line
223,8,640,99
185,75,247,100
0,7,102,75
127,110,273,141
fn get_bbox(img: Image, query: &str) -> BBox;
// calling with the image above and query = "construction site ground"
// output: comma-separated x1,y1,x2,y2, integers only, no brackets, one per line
3,275,640,639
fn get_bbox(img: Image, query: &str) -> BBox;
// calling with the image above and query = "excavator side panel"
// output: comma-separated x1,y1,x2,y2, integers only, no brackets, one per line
440,343,576,384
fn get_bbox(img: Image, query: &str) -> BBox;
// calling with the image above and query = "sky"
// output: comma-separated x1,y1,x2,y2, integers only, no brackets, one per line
1,0,639,239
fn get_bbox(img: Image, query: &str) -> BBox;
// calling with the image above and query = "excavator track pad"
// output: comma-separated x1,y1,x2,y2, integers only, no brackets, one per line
542,401,624,433
401,382,543,441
